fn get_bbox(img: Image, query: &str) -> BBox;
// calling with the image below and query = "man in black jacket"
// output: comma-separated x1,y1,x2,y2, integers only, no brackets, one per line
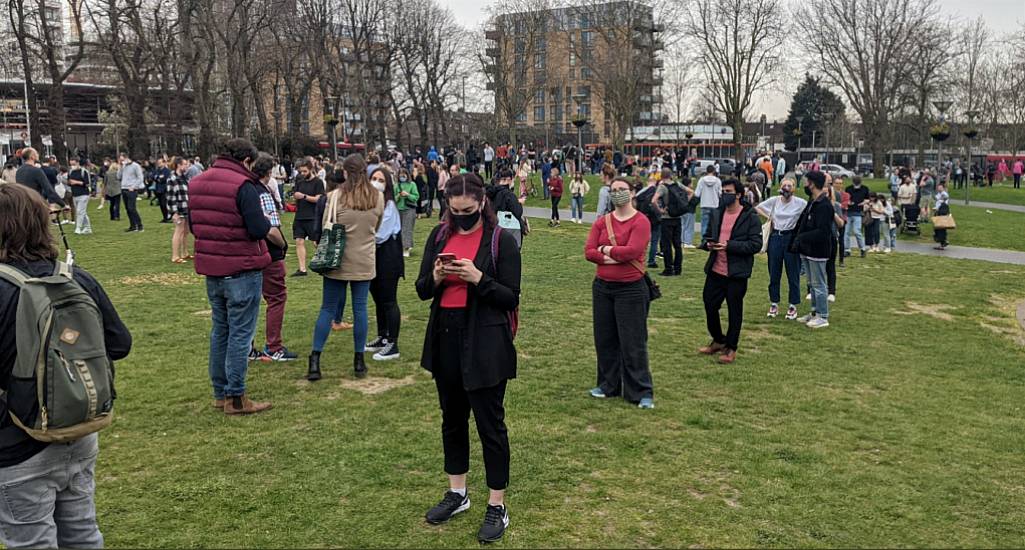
14,148,65,207
698,178,762,364
791,171,835,328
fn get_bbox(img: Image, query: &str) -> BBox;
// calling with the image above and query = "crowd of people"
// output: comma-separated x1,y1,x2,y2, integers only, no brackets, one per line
0,132,1015,548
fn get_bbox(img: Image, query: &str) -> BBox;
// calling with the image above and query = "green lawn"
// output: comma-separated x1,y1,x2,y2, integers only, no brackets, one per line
63,197,1025,547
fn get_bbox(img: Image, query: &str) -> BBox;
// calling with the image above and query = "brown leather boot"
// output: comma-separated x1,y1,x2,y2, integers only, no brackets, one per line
698,342,726,355
224,394,273,415
212,398,225,409
718,349,737,364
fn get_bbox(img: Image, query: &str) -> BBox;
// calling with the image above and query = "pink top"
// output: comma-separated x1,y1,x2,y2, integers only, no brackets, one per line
712,209,741,277
584,213,651,283
1013,161,1024,175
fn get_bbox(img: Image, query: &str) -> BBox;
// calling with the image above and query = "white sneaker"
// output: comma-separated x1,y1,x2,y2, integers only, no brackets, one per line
883,248,891,254
807,317,830,329
805,293,812,301
796,313,815,324
683,244,696,249
403,249,410,257
827,294,836,303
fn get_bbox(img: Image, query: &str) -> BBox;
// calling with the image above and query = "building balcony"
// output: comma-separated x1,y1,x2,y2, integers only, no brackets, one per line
632,20,655,32
485,29,501,41
485,47,500,58
651,58,664,69
486,82,496,91
653,39,665,51
653,23,666,33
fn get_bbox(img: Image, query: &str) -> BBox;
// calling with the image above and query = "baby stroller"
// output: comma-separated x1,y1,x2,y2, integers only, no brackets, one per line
901,204,920,235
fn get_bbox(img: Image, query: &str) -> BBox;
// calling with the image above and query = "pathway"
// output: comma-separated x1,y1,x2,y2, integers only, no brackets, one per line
961,200,1025,214
520,206,1025,267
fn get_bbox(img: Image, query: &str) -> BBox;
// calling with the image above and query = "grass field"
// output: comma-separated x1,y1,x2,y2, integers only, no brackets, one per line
59,197,1025,547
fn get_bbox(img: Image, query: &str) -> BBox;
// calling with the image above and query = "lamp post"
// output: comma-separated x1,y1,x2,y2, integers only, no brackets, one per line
795,116,804,164
326,95,339,162
932,99,953,181
963,109,980,206
271,109,280,158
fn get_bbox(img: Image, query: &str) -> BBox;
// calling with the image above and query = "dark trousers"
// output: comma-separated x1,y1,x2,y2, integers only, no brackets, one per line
426,184,437,216
107,194,121,220
370,274,401,342
1015,174,1022,189
702,273,748,351
435,310,509,490
485,161,494,180
592,278,653,402
659,217,683,274
156,192,169,220
827,235,838,295
123,190,142,229
550,196,560,220
865,218,880,246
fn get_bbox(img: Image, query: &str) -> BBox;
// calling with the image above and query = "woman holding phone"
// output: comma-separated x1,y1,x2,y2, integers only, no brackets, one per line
416,173,521,543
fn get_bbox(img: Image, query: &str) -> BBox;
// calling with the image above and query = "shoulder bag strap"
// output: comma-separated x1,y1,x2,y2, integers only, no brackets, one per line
0,264,28,287
604,215,647,276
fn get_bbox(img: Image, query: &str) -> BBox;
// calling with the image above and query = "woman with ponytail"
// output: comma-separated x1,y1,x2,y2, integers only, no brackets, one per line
415,174,521,543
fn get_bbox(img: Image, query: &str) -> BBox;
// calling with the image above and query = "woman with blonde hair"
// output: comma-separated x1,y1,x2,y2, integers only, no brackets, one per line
306,154,385,382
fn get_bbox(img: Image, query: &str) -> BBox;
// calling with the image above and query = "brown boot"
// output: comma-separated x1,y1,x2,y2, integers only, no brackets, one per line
224,394,273,415
718,349,737,364
698,342,726,355
212,398,225,409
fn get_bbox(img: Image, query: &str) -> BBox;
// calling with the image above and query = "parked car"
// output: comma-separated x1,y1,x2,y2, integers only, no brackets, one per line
820,163,856,179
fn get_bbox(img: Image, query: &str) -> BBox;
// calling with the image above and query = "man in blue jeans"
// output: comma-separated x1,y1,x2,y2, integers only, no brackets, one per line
695,165,722,241
843,175,870,258
189,138,273,415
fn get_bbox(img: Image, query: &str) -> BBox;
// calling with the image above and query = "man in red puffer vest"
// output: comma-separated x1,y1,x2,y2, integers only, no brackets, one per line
188,138,273,415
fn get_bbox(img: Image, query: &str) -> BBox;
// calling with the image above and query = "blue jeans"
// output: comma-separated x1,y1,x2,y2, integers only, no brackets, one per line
313,278,370,353
767,232,801,306
571,196,584,219
681,212,696,245
0,434,102,549
206,271,263,398
700,207,715,241
648,223,661,265
803,258,829,319
845,213,865,253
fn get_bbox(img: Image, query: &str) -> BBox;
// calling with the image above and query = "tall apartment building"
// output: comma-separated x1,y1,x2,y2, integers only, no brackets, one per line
484,0,664,147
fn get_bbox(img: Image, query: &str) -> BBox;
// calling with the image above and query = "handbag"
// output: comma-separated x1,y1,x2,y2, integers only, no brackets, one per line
310,190,346,274
932,214,956,230
759,200,778,254
604,214,661,302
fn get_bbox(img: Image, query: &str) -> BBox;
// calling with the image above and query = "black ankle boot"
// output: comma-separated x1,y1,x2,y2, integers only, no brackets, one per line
353,352,367,378
307,352,322,381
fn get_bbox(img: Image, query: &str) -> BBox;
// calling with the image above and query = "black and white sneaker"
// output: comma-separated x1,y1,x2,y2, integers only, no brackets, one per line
477,504,509,543
365,336,387,352
373,341,400,361
425,491,470,525
248,347,265,362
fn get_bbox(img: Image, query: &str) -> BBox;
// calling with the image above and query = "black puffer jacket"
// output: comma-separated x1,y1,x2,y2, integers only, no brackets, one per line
699,204,762,279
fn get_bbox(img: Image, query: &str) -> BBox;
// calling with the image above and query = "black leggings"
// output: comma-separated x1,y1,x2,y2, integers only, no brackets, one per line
370,275,401,342
703,273,748,351
551,196,561,220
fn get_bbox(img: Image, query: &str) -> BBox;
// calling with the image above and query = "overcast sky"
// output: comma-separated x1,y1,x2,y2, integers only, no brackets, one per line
444,0,1023,120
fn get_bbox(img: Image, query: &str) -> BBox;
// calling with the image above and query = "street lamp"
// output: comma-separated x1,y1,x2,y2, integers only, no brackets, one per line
795,116,804,163
963,109,980,205
931,99,953,183
571,94,589,170
271,109,280,158
325,95,339,162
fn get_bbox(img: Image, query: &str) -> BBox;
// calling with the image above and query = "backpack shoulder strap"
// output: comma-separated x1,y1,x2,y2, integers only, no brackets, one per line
0,264,29,287
490,226,501,272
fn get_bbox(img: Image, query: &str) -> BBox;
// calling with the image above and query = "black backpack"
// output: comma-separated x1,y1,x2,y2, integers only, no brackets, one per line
635,186,660,224
666,184,688,217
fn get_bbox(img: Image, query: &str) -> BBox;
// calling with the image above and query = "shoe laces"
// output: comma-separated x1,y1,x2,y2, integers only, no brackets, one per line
483,504,506,525
442,491,465,508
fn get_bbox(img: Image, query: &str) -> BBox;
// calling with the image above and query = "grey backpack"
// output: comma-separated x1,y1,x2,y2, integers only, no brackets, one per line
0,262,115,442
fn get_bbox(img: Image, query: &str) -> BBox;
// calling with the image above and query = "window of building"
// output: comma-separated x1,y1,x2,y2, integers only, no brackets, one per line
535,89,545,104
534,52,545,70
516,112,527,122
553,106,562,122
534,105,545,122
581,30,593,46
580,67,592,80
569,52,576,66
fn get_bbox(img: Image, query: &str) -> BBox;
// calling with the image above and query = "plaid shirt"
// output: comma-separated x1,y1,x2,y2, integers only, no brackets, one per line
259,191,280,227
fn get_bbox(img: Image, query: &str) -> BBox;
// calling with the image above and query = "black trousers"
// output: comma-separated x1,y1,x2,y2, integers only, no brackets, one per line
659,217,682,274
107,194,121,221
485,161,494,180
156,192,169,220
827,234,837,295
702,273,748,351
426,184,437,217
865,218,880,246
435,310,510,490
1015,174,1021,189
592,278,653,402
369,274,401,342
123,190,142,229
551,196,560,220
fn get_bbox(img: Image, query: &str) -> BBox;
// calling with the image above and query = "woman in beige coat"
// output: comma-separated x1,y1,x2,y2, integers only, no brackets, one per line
307,154,384,381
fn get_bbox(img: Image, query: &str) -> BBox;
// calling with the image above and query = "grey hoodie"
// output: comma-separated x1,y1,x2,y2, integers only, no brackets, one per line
695,175,722,209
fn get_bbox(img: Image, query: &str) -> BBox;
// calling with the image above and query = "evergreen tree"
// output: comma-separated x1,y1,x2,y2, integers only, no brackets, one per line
783,74,846,152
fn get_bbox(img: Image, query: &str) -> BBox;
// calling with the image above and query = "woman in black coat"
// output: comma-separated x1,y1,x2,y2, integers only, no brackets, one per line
364,167,405,361
415,173,521,544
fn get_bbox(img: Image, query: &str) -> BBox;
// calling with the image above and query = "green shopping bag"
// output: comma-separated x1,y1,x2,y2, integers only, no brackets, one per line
310,192,346,274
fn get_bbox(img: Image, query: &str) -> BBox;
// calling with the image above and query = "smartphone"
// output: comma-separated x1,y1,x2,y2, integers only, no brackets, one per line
437,253,457,264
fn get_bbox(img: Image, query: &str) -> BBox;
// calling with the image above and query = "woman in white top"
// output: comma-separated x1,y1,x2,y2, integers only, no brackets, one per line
756,177,807,320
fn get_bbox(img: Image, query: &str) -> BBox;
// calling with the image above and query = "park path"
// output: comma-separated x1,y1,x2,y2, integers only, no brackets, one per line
520,206,1025,267
962,200,1025,214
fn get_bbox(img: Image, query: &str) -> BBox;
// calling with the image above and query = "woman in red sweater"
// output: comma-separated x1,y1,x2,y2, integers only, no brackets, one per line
584,176,655,409
548,166,563,227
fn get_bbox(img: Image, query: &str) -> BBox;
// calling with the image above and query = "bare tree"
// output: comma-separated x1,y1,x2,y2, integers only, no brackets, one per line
796,0,941,175
663,45,697,125
903,19,957,165
7,0,45,151
685,0,785,162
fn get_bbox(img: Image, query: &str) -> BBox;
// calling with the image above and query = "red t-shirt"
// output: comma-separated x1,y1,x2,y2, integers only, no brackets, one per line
584,213,651,283
440,225,483,309
549,176,563,198
713,208,741,277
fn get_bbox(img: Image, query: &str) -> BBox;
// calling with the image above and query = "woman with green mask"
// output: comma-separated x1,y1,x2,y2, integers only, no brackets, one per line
584,176,656,410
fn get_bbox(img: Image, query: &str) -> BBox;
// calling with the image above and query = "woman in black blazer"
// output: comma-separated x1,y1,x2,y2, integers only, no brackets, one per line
415,173,521,544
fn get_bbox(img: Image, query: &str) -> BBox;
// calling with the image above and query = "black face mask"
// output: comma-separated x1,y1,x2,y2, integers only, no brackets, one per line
450,210,481,231
721,193,737,207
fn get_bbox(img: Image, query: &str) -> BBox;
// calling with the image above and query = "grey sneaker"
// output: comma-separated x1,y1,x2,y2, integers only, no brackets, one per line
807,317,830,329
425,491,470,525
795,313,815,324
